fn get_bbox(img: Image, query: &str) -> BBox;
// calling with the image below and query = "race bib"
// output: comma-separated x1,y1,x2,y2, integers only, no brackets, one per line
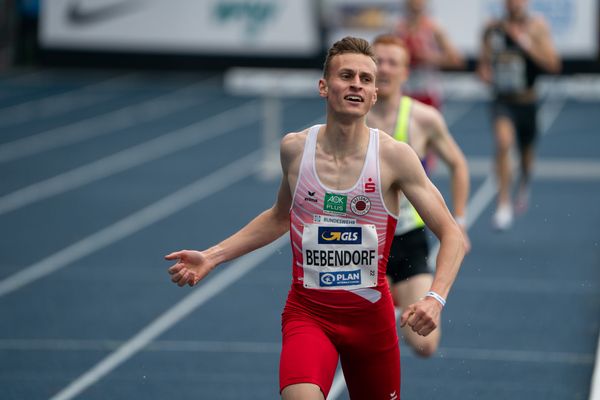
493,52,526,94
301,223,378,290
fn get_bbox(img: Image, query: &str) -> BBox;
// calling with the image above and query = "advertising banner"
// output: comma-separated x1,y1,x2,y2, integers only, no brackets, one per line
41,0,320,56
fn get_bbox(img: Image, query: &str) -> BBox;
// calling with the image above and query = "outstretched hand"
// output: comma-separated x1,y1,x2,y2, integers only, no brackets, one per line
400,297,442,337
165,250,214,287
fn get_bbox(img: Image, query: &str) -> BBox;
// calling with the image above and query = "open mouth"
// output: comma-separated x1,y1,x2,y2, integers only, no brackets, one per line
344,95,364,103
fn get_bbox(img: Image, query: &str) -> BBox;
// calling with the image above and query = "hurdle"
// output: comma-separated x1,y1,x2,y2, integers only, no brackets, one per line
224,67,322,180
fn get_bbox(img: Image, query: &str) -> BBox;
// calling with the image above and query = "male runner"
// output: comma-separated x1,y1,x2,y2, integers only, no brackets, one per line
368,34,470,357
166,37,465,400
394,0,464,110
477,0,560,230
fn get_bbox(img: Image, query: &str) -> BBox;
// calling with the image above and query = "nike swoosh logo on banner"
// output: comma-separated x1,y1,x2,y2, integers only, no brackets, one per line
66,0,143,26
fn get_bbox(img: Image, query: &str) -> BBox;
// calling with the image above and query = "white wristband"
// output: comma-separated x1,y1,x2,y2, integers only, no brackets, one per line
425,291,446,307
454,215,466,226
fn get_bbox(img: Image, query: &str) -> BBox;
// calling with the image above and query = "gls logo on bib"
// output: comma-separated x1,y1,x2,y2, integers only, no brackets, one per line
318,226,362,244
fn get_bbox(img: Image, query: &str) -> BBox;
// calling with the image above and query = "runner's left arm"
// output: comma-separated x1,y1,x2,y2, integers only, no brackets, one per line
385,141,466,336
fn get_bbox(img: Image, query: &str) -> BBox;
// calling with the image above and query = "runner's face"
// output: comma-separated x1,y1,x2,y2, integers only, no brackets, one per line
374,43,409,98
320,53,378,118
406,0,426,14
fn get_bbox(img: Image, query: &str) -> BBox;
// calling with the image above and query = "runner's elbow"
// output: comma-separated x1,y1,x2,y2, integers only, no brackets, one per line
447,223,467,254
273,211,291,235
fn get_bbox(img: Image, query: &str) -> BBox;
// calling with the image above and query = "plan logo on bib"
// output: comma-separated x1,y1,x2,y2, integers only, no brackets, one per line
319,270,361,287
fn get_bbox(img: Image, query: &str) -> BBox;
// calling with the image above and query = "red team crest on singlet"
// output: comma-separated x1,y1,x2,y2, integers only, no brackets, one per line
350,195,371,216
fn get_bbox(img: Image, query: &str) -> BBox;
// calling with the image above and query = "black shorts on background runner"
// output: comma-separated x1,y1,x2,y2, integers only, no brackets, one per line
386,228,432,283
492,100,538,150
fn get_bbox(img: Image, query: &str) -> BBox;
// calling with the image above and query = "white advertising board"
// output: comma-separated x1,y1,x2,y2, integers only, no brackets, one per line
41,0,320,56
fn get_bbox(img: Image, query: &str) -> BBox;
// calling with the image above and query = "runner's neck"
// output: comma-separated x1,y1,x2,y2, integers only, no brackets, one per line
318,122,370,159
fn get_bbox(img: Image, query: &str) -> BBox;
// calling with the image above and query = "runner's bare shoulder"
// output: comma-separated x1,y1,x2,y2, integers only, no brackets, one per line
280,129,309,165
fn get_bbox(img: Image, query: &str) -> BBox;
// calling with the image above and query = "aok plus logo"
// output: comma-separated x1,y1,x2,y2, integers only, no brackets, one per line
318,226,361,244
323,193,347,214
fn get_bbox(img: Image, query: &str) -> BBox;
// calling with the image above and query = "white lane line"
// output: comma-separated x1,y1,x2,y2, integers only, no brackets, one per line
328,99,566,399
0,151,261,298
0,100,260,216
590,330,600,400
538,99,565,134
0,73,141,126
45,114,325,399
533,159,600,180
0,93,112,125
0,111,323,297
0,77,216,163
434,157,600,180
0,339,594,365
48,235,289,400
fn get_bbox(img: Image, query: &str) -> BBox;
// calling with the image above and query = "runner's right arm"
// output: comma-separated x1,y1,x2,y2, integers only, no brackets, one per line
166,132,303,287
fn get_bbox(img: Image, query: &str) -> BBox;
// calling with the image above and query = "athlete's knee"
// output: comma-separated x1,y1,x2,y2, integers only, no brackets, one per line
494,123,515,151
281,383,324,400
495,135,513,153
